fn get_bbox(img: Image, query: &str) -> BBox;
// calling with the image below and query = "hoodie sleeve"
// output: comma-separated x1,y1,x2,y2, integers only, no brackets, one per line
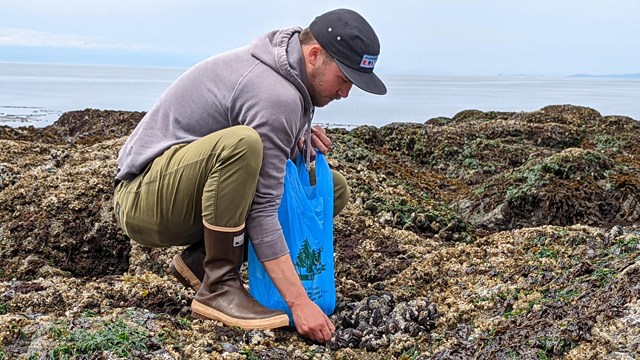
228,67,305,261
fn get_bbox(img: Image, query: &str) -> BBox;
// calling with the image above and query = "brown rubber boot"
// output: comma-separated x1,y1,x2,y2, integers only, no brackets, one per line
168,241,205,292
191,227,290,330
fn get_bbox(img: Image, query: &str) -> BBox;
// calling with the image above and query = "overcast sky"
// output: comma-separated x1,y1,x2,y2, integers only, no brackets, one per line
0,0,638,76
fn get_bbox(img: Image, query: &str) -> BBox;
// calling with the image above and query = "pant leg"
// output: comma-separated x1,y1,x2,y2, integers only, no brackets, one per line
113,125,263,248
308,166,350,217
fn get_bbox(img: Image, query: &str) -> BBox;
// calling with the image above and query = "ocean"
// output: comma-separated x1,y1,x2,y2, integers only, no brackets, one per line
1,62,639,129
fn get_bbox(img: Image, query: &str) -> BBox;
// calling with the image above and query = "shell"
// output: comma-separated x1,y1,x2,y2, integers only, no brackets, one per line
327,328,363,350
327,294,438,350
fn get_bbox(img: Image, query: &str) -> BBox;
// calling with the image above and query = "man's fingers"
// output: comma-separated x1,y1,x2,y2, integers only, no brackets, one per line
320,327,332,343
292,306,335,343
325,314,336,333
311,322,332,343
314,132,332,149
310,134,326,154
299,126,331,157
319,315,335,343
311,126,332,150
312,125,327,135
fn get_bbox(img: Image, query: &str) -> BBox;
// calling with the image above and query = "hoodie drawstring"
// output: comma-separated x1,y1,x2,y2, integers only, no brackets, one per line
304,109,315,171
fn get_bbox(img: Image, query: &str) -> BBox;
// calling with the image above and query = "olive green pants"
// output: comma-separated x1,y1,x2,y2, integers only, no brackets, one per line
114,125,349,248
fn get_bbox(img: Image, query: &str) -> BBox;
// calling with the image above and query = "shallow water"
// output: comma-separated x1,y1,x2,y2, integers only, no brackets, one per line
1,62,638,128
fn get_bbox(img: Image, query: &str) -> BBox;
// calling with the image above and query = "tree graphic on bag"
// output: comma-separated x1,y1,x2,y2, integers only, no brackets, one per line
295,239,326,281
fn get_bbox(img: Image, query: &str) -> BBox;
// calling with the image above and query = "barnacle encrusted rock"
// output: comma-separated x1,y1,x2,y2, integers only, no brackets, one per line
1,105,639,358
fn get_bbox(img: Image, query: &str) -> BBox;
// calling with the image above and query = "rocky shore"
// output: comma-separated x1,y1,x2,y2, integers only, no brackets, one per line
0,105,639,359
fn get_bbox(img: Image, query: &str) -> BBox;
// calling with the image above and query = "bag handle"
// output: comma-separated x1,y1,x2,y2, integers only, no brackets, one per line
292,152,334,221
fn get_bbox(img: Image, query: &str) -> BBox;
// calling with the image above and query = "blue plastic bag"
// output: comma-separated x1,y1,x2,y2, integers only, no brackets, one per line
248,152,335,324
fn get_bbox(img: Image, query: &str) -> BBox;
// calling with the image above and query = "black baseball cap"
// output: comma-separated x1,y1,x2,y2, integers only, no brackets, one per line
309,9,387,95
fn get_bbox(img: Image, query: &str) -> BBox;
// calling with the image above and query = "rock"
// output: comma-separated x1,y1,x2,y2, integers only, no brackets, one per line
220,342,238,353
0,106,639,358
604,225,625,244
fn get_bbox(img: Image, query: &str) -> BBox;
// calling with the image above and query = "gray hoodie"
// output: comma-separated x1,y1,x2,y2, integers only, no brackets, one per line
116,27,314,261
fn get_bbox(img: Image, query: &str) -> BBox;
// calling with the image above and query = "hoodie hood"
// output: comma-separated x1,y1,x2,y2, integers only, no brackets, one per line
250,27,313,115
250,27,315,170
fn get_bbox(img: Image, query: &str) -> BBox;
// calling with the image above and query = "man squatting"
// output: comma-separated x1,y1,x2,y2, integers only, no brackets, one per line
113,8,386,343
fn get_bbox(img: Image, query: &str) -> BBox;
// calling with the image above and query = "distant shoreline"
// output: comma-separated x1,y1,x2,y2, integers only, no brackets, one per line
570,73,640,79
2,61,638,79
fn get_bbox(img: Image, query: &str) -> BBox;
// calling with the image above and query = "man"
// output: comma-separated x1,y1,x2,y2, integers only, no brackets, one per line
113,8,386,343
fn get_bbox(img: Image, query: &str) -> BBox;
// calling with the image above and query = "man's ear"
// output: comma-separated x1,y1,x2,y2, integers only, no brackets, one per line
307,44,322,66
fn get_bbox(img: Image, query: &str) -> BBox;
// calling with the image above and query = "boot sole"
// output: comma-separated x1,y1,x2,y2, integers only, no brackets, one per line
191,300,290,330
169,254,201,292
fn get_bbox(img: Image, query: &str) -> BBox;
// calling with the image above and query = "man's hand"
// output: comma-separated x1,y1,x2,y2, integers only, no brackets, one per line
297,125,332,161
310,126,332,155
290,297,336,343
262,254,336,343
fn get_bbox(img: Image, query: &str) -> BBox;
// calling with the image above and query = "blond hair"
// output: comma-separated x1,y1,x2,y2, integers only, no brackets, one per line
299,28,317,45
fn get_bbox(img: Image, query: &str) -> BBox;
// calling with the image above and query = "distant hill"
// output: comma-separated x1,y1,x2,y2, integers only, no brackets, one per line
570,73,640,78
497,73,545,77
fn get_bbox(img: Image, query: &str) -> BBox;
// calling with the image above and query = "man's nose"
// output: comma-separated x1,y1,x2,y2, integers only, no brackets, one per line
338,83,352,99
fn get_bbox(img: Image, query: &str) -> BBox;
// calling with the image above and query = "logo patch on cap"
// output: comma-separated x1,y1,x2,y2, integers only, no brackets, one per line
360,54,377,69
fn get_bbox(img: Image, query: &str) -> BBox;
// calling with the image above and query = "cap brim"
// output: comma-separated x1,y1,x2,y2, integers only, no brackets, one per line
336,61,387,95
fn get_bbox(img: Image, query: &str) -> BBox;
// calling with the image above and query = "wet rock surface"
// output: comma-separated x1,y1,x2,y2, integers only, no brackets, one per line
1,105,639,358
